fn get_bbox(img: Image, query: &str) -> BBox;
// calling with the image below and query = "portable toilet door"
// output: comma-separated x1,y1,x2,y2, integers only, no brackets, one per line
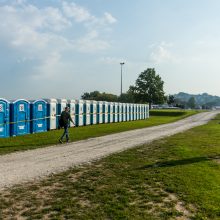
57,99,67,128
30,99,47,133
43,98,57,130
0,98,10,138
118,103,122,122
146,104,150,118
68,100,76,127
130,104,133,121
103,101,108,123
122,103,126,122
10,99,30,136
90,101,97,125
97,101,103,124
83,100,91,126
126,103,130,121
113,102,118,123
133,104,137,120
108,102,113,123
76,100,83,126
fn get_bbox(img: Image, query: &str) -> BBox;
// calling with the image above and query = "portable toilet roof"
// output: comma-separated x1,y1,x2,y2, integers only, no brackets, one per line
42,98,57,103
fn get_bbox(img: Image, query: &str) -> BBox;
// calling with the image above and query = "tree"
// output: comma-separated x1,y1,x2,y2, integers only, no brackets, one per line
129,68,166,108
167,95,175,106
187,97,196,109
81,91,118,102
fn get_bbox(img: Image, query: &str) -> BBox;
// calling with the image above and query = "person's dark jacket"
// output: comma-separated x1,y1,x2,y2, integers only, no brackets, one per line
59,111,73,127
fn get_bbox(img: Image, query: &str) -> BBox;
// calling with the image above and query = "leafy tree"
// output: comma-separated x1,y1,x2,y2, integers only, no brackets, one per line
129,68,166,108
81,91,118,102
167,95,175,105
118,92,135,103
187,97,196,109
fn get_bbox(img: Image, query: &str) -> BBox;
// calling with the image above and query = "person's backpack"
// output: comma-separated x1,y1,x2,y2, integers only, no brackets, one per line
58,117,64,129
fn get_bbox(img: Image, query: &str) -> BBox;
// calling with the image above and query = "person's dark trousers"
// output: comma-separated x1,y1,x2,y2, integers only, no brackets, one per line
60,125,69,142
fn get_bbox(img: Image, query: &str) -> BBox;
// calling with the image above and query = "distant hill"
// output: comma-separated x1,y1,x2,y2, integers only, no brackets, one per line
173,92,220,107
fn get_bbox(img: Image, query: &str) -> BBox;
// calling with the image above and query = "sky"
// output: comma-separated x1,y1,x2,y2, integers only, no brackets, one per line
1,0,220,100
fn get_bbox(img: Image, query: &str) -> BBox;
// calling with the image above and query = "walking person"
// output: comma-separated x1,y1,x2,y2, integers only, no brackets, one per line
59,106,74,143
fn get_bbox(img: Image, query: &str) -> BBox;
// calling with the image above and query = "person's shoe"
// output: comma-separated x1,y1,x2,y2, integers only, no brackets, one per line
66,139,70,143
59,139,63,144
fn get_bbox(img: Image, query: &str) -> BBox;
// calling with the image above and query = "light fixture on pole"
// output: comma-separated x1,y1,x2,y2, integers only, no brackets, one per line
120,62,125,96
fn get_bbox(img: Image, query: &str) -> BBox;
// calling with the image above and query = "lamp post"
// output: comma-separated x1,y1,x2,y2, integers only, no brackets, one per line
120,62,125,96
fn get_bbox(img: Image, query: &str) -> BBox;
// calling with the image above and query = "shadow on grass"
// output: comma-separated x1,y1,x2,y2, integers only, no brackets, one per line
141,155,220,169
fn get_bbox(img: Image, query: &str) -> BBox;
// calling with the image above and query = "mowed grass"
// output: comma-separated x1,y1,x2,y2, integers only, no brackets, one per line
0,110,198,155
0,111,220,219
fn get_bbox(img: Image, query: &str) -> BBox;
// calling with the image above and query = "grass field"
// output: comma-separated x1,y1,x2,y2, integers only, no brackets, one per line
0,111,220,219
0,110,198,155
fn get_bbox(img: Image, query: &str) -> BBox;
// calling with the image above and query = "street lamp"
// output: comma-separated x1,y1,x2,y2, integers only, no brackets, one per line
120,62,125,96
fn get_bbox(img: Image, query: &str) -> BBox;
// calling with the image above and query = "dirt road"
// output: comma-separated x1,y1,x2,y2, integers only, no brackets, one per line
0,111,218,190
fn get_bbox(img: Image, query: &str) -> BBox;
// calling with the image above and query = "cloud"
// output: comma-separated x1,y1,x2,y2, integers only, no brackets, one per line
150,42,179,64
0,0,117,79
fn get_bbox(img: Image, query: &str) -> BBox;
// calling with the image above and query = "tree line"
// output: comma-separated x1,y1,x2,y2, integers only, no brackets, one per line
81,68,166,109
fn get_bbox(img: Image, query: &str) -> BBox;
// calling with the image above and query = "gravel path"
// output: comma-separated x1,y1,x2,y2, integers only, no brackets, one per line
0,111,218,190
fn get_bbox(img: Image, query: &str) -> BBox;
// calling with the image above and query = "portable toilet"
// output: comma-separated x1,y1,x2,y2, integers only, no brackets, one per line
129,103,134,121
57,99,68,128
108,102,114,123
30,99,47,133
90,100,97,125
102,101,108,123
126,103,130,121
43,98,57,130
10,99,30,136
97,101,103,124
68,99,76,127
76,100,83,126
113,102,118,123
133,104,137,120
118,103,122,122
146,104,150,118
83,100,91,126
122,103,126,121
0,98,10,138
137,104,141,120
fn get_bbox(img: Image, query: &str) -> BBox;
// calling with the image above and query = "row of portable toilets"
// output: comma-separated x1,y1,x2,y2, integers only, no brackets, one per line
0,98,149,138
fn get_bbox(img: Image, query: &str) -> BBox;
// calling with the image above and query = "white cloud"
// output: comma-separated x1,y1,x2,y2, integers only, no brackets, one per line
76,30,109,53
104,12,117,24
150,42,179,64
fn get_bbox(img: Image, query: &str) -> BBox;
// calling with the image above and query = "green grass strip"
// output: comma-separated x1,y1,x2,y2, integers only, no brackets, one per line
0,110,198,155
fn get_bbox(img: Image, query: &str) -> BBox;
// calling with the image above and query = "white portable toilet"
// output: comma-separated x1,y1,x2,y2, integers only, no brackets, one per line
130,103,134,121
68,99,76,127
108,102,114,123
57,99,68,128
83,100,91,126
146,104,150,118
122,103,126,121
113,102,118,123
118,103,122,122
43,98,57,130
90,100,97,125
103,101,108,123
137,104,141,120
76,100,83,126
97,101,103,124
126,103,130,121
133,104,137,120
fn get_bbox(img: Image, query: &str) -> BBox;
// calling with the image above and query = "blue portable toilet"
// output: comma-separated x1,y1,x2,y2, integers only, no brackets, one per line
0,98,10,138
30,99,47,133
10,99,30,136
